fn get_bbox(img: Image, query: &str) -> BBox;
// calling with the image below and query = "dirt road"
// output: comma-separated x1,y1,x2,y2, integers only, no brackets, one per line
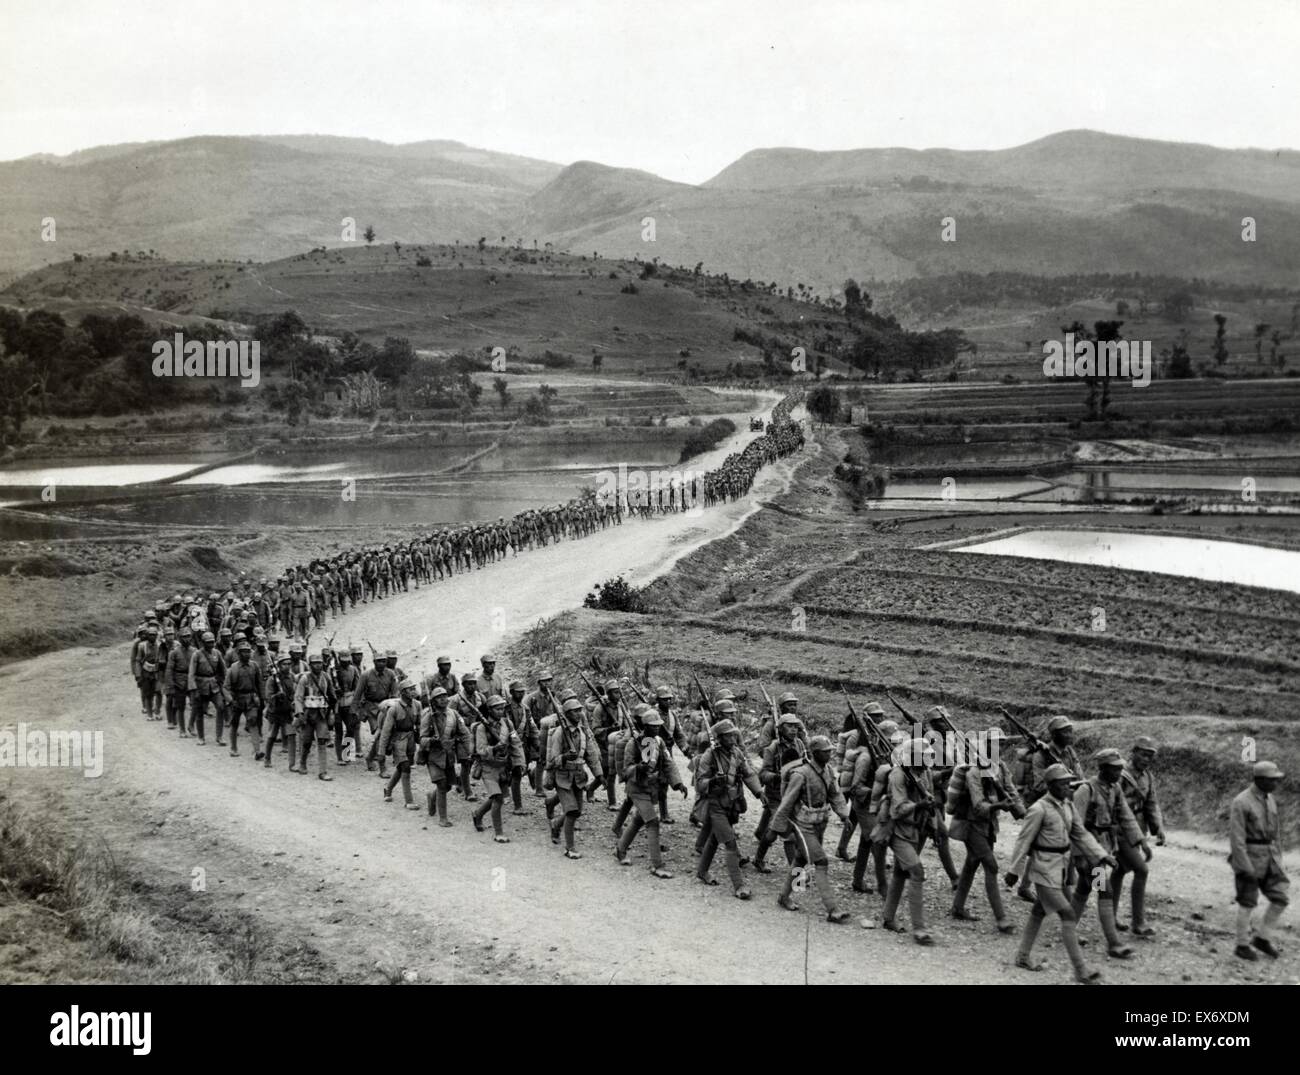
1,412,1295,985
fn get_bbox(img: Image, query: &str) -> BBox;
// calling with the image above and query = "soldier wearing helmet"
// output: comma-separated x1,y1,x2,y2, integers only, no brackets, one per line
833,700,884,862
545,697,605,859
769,734,853,923
165,625,195,734
417,686,457,827
186,630,227,746
1070,748,1147,959
585,679,629,811
693,707,764,900
471,695,526,841
353,649,399,776
504,680,535,809
615,705,687,879
293,651,337,780
222,638,265,760
1006,762,1113,983
880,738,939,945
651,684,692,824
378,677,422,807
753,712,808,873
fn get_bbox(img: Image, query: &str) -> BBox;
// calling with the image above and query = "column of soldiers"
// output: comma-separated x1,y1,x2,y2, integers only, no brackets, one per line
126,616,1289,978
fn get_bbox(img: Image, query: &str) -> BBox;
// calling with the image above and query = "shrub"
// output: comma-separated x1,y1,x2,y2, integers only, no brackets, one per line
583,575,646,613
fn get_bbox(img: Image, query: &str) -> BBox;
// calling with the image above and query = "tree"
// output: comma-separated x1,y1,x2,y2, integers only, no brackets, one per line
363,225,376,244
842,278,871,321
1254,323,1270,363
1163,289,1194,321
1212,314,1229,366
592,353,603,371
373,336,415,381
492,376,510,410
1092,319,1124,415
1271,330,1284,370
806,384,840,426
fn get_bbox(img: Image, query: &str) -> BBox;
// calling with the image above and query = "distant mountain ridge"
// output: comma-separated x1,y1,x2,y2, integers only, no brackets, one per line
2,129,1297,289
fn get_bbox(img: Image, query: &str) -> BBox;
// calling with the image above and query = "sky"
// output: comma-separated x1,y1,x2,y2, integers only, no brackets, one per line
2,0,1298,184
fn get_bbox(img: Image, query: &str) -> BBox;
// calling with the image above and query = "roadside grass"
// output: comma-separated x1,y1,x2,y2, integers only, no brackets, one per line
0,793,343,984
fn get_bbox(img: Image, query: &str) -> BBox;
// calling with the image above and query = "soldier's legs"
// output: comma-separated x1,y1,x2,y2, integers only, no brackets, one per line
836,814,857,860
458,759,477,800
1111,839,1150,933
885,836,929,940
191,695,208,742
612,796,632,835
1020,884,1093,980
509,769,527,813
935,829,960,885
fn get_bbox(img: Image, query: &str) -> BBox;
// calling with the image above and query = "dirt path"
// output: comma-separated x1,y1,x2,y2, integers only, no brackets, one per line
1,414,1296,985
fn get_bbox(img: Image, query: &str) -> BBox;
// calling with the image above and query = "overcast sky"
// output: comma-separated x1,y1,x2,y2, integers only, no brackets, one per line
2,0,1297,183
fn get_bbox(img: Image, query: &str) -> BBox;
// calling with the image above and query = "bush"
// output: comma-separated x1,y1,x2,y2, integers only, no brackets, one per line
679,417,736,462
583,575,646,613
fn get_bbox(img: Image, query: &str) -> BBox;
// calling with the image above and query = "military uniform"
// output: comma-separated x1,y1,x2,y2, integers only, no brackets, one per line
186,640,227,744
770,745,851,920
222,649,264,757
294,663,336,779
545,707,604,857
470,705,525,839
1229,767,1289,958
616,718,684,875
879,750,939,942
378,690,422,806
948,751,1025,930
693,730,763,896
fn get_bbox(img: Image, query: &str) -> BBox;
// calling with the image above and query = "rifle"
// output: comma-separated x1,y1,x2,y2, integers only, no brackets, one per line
578,669,630,733
997,705,1050,755
691,670,719,750
843,685,933,817
624,678,650,706
885,688,915,725
756,681,778,727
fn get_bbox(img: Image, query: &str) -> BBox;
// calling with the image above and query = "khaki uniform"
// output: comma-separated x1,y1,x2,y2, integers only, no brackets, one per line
1229,785,1289,908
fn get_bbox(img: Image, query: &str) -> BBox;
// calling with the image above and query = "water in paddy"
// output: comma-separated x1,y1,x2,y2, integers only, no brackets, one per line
954,528,1300,594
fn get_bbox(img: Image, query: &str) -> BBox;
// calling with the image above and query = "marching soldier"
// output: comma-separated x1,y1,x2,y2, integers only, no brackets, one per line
545,697,604,859
880,738,938,944
616,708,687,878
264,654,298,769
693,705,764,899
294,651,336,780
451,673,485,801
849,720,901,894
132,626,164,720
429,655,458,699
769,734,853,922
651,685,692,823
504,680,535,811
1016,714,1083,902
1006,763,1114,983
525,671,562,797
476,653,505,700
334,647,363,765
1229,760,1288,961
1070,748,1148,959
948,728,1024,932
166,626,195,734
754,712,807,872
471,695,526,841
378,677,422,808
418,687,456,827
186,630,227,746
1112,735,1166,937
222,639,264,759
353,651,399,775
586,679,629,809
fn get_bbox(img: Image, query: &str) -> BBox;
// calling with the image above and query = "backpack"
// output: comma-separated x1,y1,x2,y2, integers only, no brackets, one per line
945,763,973,816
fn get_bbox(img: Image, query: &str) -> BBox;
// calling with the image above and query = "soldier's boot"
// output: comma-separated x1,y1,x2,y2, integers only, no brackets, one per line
215,710,227,746
1099,898,1131,958
562,814,578,854
752,833,778,874
873,841,888,893
616,815,641,863
983,863,1014,932
545,792,558,820
228,721,239,757
835,822,856,862
510,773,529,815
645,820,671,877
612,797,632,836
815,864,848,922
287,733,299,772
724,847,750,899
1014,910,1046,971
472,799,490,832
605,781,617,809
1061,917,1099,982
950,857,978,919
299,739,313,775
1258,901,1285,953
881,871,908,930
908,877,933,944
460,764,478,802
937,833,960,886
251,724,263,762
695,835,718,882
1127,870,1155,937
318,744,333,780
436,789,452,827
777,865,799,911
1016,875,1035,903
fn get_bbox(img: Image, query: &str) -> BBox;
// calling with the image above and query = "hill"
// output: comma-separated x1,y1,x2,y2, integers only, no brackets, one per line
3,129,1298,294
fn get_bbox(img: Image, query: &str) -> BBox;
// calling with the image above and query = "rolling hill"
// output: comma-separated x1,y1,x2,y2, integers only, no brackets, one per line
2,130,1298,292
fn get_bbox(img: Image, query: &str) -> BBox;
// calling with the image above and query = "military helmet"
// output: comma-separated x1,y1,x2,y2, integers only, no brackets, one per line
1094,747,1125,768
219,627,233,638
1133,736,1158,754
864,702,885,718
201,631,215,643
399,677,417,692
1253,760,1285,779
508,680,525,693
481,653,496,663
428,686,447,700
1043,762,1073,782
710,718,738,737
808,734,833,753
655,685,674,700
385,649,398,660
715,688,735,702
275,654,291,665
309,652,324,665
461,672,477,684
641,710,664,728
562,698,584,714
350,646,364,656
487,695,507,709
537,669,553,681
437,655,451,665
777,712,802,728
236,640,252,652
1046,715,1074,732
